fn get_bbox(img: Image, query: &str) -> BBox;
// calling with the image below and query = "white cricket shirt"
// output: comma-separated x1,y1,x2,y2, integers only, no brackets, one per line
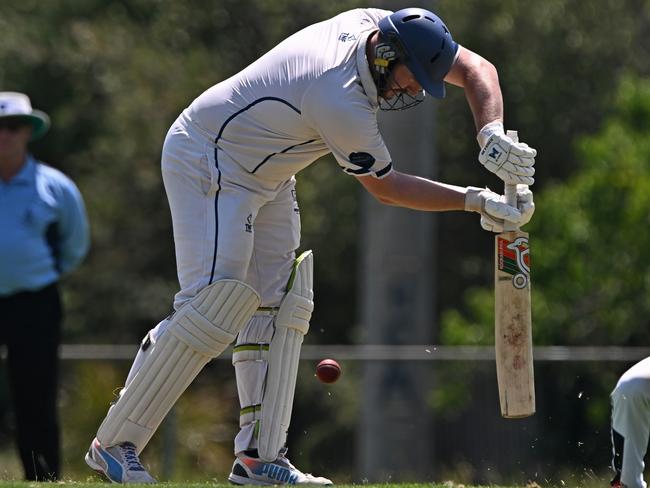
186,8,393,182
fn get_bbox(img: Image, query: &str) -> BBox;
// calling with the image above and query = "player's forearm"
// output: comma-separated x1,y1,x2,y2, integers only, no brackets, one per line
371,171,466,211
464,63,503,132
446,47,503,131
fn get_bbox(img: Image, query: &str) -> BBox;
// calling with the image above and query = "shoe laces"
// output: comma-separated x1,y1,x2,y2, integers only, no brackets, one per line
120,443,145,472
277,447,293,466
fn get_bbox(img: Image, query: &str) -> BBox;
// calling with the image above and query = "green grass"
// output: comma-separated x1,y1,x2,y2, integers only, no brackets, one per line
0,474,612,488
0,483,601,488
0,485,236,488
0,484,528,488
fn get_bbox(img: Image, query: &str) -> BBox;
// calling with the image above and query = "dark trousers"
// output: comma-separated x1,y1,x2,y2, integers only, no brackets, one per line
0,283,62,481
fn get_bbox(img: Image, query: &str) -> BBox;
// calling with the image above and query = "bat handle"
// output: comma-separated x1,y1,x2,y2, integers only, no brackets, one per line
504,130,519,230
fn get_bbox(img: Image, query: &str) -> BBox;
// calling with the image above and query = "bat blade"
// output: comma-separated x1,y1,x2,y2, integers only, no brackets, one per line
494,129,535,419
495,229,535,418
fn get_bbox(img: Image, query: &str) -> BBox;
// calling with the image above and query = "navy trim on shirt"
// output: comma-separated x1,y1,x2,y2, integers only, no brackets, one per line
209,97,301,284
208,150,221,284
215,97,301,142
251,139,316,173
375,162,392,178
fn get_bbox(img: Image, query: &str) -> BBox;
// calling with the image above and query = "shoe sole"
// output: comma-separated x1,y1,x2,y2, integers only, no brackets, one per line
228,472,333,486
228,473,270,486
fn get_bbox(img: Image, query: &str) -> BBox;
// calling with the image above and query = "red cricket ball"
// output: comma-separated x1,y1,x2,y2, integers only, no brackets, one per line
316,359,341,384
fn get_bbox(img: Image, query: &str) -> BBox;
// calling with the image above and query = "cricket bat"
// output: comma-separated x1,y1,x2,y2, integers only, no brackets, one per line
494,130,535,418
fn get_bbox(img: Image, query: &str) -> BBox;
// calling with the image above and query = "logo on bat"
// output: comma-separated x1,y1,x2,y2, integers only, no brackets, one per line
498,236,530,289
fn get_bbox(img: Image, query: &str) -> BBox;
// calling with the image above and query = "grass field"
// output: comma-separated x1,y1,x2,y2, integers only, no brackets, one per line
0,479,614,488
0,485,535,488
0,479,613,488
0,476,609,488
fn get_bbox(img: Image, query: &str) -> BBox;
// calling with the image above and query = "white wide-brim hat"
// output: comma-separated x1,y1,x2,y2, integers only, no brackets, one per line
0,91,51,141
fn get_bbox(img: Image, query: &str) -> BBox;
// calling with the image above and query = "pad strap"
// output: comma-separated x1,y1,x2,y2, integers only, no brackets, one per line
240,404,263,428
232,343,270,364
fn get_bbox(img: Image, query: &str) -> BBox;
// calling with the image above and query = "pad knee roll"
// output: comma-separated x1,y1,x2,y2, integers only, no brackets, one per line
97,279,260,452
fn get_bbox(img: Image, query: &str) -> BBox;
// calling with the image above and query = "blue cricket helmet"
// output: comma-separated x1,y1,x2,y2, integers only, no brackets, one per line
378,8,459,98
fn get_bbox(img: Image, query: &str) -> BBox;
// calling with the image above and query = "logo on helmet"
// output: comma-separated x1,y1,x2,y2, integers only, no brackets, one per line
374,44,397,74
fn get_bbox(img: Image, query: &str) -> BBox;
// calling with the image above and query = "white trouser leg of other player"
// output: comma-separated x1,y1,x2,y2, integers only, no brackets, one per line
611,357,650,488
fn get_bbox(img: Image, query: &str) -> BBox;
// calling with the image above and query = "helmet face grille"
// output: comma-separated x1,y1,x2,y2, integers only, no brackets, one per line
379,90,424,112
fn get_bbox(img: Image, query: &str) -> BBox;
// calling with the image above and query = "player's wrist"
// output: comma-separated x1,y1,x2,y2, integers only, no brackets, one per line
477,120,504,148
463,186,487,213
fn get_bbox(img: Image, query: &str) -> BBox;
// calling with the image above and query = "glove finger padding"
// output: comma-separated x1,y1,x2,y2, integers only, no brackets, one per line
484,197,522,222
500,159,535,177
478,133,537,186
503,173,535,185
480,213,504,232
465,186,523,233
509,143,537,158
516,184,535,226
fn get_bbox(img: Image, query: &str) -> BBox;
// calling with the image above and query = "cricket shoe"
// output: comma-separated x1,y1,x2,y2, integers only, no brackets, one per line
85,437,157,483
228,449,332,485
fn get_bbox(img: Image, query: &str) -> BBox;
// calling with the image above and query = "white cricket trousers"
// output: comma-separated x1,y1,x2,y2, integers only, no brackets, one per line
611,356,650,488
162,112,301,309
126,111,301,455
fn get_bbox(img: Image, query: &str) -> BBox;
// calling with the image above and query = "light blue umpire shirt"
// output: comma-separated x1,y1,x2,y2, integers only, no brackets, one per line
0,155,90,296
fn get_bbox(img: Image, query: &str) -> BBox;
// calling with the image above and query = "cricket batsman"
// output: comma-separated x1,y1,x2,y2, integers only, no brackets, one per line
85,7,536,484
611,357,650,488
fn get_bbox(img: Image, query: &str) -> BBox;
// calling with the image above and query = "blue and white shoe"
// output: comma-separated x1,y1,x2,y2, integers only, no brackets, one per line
229,449,332,485
85,437,157,484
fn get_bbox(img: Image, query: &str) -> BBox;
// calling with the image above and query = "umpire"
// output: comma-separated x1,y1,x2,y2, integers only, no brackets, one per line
0,92,89,480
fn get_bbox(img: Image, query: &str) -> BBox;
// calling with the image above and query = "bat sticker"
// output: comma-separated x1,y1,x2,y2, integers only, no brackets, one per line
497,236,530,289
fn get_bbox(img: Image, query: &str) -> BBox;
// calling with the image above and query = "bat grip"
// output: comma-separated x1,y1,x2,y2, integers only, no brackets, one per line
504,130,519,231
505,183,517,207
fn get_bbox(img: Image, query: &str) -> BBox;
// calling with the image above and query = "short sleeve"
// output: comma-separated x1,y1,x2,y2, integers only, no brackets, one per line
302,79,393,179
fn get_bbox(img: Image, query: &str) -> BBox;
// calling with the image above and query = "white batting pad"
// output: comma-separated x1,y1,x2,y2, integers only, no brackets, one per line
97,279,260,453
257,250,313,461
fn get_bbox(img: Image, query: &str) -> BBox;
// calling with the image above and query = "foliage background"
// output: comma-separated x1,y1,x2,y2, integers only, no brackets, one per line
1,0,650,483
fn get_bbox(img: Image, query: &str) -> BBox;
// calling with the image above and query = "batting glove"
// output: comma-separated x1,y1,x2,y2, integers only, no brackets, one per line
477,122,536,186
516,184,535,227
464,185,534,233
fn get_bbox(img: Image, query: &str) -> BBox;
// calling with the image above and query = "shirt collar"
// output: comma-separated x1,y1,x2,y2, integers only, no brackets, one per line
9,155,36,185
356,30,380,109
